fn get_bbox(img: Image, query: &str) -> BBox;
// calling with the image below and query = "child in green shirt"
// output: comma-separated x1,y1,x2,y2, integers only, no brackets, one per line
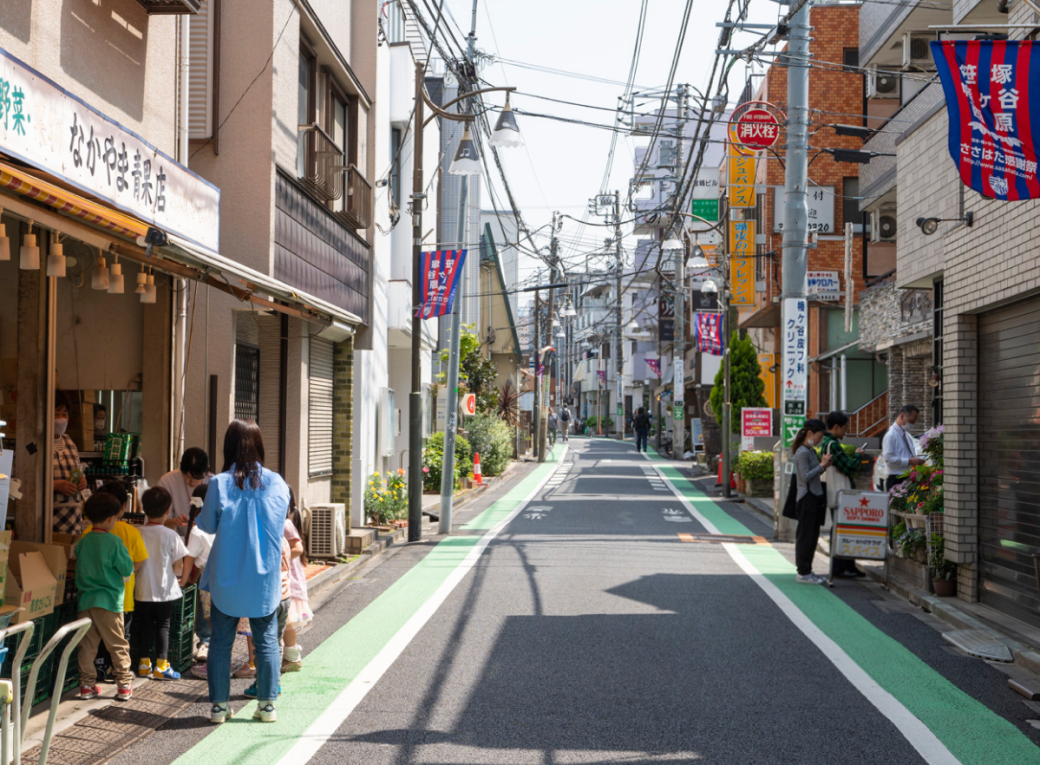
75,493,135,701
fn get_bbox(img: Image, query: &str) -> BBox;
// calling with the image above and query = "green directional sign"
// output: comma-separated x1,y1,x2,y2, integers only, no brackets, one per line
782,415,805,448
691,198,719,222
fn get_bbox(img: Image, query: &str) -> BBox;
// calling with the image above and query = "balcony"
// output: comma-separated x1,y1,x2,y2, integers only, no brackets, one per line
136,0,201,13
860,1,951,70
297,126,374,231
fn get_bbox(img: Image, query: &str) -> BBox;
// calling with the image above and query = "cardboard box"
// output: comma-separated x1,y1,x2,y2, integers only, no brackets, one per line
9,541,68,605
52,533,79,576
4,551,57,624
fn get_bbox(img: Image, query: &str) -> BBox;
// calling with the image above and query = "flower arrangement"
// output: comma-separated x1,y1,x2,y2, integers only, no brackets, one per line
919,424,944,469
364,469,408,526
896,527,927,560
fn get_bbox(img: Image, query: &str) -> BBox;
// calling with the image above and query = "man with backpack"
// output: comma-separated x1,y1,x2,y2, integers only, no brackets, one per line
547,407,558,448
559,405,572,442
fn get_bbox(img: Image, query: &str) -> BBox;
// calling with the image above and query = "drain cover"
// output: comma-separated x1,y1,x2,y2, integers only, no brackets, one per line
678,533,768,545
942,629,1014,662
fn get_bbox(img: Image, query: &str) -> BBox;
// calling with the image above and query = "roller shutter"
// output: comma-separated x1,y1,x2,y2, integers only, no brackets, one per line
309,337,335,476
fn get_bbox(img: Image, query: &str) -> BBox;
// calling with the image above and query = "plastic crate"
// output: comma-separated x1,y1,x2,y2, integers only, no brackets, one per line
170,585,197,637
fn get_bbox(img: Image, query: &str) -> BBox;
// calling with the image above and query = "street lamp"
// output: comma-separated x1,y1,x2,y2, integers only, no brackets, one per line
701,278,719,294
662,238,683,253
689,243,710,269
560,295,577,317
448,126,483,176
489,95,524,148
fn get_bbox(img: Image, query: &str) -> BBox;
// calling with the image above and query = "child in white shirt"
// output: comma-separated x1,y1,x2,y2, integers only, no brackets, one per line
136,486,189,680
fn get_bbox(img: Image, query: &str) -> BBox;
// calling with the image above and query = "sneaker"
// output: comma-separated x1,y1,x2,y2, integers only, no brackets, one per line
811,573,830,584
243,682,281,698
233,661,256,679
116,684,133,702
152,665,181,680
137,661,152,678
253,702,277,723
281,659,303,673
195,642,209,662
210,702,233,724
795,574,818,584
79,685,100,700
191,663,209,680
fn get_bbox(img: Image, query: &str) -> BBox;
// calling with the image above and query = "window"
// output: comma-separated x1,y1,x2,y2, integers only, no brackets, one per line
843,48,859,72
234,344,260,423
390,127,402,208
842,177,860,230
308,338,335,476
385,0,406,43
297,40,316,177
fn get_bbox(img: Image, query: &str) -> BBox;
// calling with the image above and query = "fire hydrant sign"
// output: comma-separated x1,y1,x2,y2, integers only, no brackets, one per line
740,408,772,451
832,490,889,561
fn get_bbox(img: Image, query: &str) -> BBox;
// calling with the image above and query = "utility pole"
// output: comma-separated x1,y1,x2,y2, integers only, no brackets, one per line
671,83,688,459
438,5,480,534
407,61,426,542
533,288,542,459
721,237,732,498
614,191,624,440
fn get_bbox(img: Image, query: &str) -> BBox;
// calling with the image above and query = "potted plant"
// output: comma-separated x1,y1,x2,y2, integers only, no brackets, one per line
896,527,927,563
737,451,774,497
930,534,957,596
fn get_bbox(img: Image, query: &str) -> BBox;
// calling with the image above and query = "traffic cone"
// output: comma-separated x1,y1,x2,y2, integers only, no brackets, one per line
473,453,483,485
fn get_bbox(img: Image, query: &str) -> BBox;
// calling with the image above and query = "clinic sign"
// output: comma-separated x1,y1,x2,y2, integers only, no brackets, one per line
781,298,807,446
0,46,220,253
832,491,889,561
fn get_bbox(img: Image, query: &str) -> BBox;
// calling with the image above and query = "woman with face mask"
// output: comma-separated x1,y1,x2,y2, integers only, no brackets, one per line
791,418,833,585
157,447,211,534
53,391,88,535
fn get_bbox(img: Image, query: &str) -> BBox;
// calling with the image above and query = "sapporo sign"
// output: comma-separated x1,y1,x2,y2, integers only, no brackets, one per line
832,491,889,561
0,46,220,253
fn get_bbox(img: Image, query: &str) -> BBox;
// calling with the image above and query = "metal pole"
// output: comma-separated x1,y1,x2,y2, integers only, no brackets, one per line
438,3,480,534
778,0,812,509
614,191,624,439
721,277,732,498
533,289,542,459
672,248,686,458
407,61,426,542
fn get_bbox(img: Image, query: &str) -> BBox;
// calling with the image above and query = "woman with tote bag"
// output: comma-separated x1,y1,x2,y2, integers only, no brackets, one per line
822,411,865,578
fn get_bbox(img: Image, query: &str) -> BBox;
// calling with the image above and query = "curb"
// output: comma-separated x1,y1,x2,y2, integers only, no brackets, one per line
860,565,1040,675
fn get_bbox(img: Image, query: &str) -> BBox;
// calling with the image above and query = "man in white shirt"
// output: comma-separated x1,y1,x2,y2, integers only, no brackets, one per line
881,405,925,491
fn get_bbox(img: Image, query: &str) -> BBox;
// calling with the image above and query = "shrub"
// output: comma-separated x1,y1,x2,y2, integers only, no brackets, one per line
584,416,613,431
428,431,472,479
736,451,773,482
422,438,462,492
465,413,513,476
710,332,767,433
364,470,407,525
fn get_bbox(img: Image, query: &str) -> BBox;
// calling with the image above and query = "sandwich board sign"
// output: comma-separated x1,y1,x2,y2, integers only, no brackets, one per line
829,490,889,585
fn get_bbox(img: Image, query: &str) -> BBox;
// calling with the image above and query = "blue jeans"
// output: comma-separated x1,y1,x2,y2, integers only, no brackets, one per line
635,429,648,452
208,602,280,703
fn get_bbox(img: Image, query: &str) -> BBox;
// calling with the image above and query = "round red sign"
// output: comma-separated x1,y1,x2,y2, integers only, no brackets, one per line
733,108,781,150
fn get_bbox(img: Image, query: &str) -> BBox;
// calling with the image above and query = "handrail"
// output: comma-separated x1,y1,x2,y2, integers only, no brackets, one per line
31,618,91,765
0,618,34,765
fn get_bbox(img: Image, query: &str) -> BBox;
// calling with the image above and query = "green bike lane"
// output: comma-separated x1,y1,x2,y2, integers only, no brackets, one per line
167,445,569,765
645,451,1040,765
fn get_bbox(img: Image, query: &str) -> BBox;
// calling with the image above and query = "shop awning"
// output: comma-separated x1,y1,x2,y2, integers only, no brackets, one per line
0,159,362,330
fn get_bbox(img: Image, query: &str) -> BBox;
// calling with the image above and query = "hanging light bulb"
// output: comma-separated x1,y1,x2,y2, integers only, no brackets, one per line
91,247,110,290
19,220,39,270
489,95,523,149
0,208,9,262
701,278,719,295
46,234,66,278
142,269,157,304
689,242,710,269
560,296,577,317
108,254,124,294
448,126,482,176
135,266,147,294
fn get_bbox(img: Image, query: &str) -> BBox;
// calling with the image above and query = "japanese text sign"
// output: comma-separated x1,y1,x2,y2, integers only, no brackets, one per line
782,297,807,420
0,46,220,253
417,249,467,319
833,491,890,561
733,108,781,150
807,271,841,301
931,40,1040,200
730,218,756,308
773,186,835,233
741,407,773,451
727,141,757,208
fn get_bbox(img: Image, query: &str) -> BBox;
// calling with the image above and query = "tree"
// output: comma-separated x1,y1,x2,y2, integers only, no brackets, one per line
438,325,498,414
710,331,767,434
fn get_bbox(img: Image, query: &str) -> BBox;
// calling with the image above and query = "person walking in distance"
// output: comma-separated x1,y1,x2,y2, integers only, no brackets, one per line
792,419,833,584
882,405,924,492
633,407,651,453
559,404,572,442
547,407,558,448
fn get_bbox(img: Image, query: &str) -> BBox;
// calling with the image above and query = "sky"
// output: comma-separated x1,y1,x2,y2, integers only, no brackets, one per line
432,0,785,298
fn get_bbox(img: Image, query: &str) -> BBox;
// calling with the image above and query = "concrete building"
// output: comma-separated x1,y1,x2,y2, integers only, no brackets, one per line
858,0,1040,623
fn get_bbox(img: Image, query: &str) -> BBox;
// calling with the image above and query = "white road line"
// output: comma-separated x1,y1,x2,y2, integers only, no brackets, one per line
279,446,569,765
642,453,960,765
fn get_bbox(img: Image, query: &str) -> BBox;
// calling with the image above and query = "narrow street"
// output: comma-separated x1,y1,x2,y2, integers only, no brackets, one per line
111,438,1040,765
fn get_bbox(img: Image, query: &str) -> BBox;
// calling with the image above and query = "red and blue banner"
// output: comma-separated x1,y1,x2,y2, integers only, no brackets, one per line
417,249,467,319
931,40,1040,200
646,358,661,377
696,313,724,356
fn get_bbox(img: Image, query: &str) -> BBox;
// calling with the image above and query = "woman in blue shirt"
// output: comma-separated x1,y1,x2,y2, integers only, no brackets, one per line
197,420,290,724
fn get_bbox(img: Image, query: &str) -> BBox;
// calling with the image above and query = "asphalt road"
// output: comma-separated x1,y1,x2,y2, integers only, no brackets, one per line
115,438,1040,765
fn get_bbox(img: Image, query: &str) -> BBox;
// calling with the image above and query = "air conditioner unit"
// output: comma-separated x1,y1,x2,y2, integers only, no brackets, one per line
870,208,897,243
308,503,347,558
866,68,899,99
902,33,935,71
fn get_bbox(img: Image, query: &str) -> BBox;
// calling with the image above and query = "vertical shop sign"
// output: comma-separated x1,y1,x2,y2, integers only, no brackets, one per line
727,136,757,209
730,220,756,307
781,297,808,446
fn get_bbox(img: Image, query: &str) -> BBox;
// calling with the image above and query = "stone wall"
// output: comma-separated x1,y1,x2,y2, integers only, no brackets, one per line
858,280,931,353
332,337,355,527
886,340,933,431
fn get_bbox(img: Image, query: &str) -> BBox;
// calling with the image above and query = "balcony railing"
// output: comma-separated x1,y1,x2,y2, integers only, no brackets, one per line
297,125,374,230
337,165,374,231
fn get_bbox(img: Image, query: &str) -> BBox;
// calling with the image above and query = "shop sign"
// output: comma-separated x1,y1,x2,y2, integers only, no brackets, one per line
616,376,623,417
0,47,220,253
730,219,756,307
807,271,841,301
732,108,781,150
673,358,684,411
690,198,719,222
727,138,756,208
658,286,675,342
931,40,1040,200
757,353,777,410
832,491,889,561
461,393,476,417
741,407,773,451
773,186,835,233
782,297,807,437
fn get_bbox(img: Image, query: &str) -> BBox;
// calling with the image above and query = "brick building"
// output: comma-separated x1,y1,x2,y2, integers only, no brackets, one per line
737,2,888,429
